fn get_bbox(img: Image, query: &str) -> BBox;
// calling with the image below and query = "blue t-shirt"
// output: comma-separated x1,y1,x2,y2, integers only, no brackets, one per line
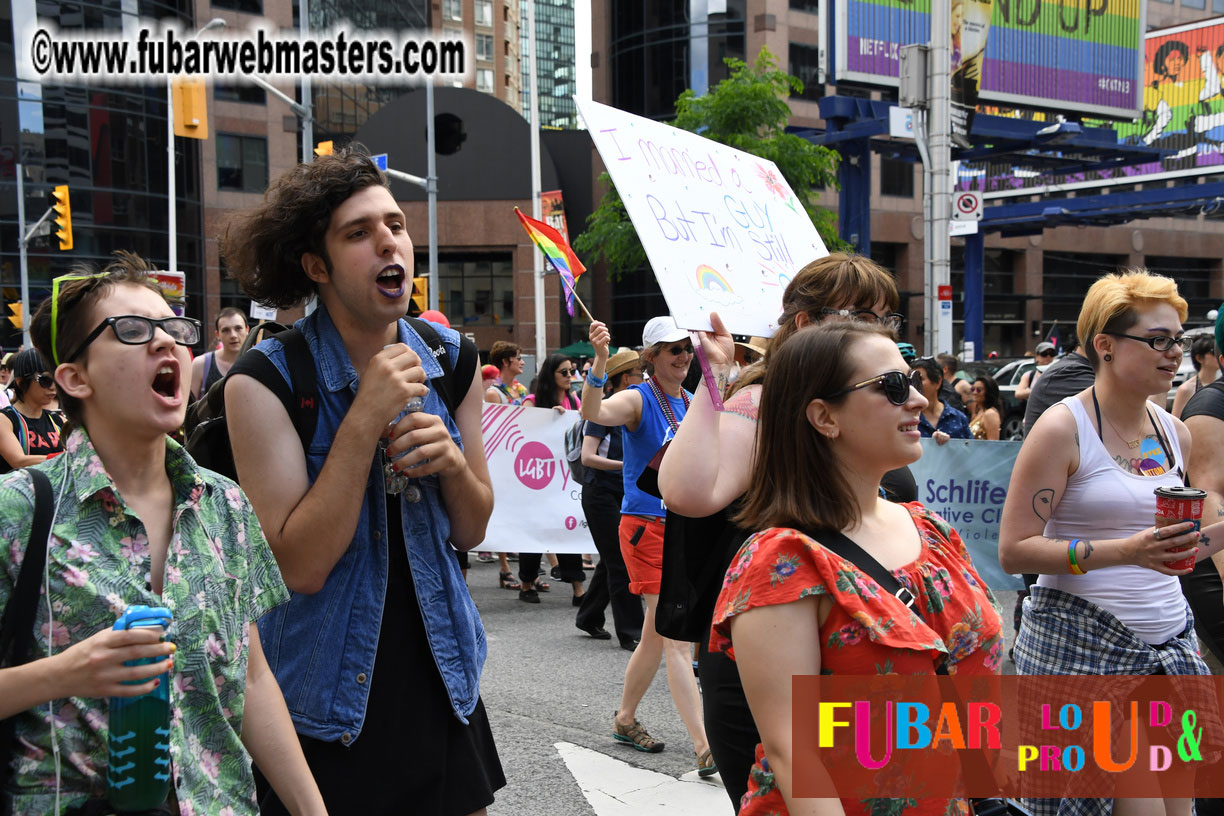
620,381,691,518
917,403,971,439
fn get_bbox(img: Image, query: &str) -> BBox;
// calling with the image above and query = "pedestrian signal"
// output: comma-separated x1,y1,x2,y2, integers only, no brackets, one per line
7,303,22,330
51,185,73,251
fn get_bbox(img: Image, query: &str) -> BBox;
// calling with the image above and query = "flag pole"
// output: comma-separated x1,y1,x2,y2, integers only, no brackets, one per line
557,271,595,323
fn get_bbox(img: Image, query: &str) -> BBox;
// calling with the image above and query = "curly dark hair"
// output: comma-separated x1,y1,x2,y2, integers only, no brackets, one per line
219,144,389,309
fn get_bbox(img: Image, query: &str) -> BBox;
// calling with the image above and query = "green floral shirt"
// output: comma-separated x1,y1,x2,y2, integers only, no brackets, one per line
0,429,289,815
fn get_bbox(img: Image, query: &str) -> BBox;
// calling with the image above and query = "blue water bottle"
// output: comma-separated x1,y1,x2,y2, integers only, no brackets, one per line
108,605,173,811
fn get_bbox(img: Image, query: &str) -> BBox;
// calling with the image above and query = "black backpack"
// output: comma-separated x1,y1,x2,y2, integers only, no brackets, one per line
184,317,477,482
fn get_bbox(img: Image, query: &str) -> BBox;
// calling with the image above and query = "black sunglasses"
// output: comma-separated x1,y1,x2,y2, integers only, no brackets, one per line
34,374,55,389
66,315,202,363
664,343,694,356
557,367,576,376
821,370,922,406
1103,332,1191,353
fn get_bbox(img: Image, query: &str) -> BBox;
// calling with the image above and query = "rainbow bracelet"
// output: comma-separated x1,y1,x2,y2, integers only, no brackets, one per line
1067,539,1086,575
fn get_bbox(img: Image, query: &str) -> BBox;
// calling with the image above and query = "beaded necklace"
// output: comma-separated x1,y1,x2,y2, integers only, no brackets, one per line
646,376,689,432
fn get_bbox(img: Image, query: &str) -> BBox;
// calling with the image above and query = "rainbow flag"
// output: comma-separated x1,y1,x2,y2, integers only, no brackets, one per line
514,207,586,317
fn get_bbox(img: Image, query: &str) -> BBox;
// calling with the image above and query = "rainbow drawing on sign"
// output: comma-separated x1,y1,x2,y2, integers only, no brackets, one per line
696,264,734,292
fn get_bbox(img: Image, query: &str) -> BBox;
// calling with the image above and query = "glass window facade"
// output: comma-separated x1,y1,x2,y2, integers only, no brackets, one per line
444,0,463,21
788,42,824,102
215,84,266,105
425,253,514,327
0,0,206,350
216,134,268,193
477,69,495,93
610,0,745,121
212,0,262,13
521,0,578,129
879,156,914,198
476,0,493,27
477,34,495,62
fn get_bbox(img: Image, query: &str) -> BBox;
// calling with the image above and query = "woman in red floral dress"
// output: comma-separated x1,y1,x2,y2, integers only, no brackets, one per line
712,322,1005,816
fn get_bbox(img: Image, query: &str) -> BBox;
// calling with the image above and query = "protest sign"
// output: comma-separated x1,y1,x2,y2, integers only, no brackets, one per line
480,404,591,554
908,438,1023,590
575,98,827,337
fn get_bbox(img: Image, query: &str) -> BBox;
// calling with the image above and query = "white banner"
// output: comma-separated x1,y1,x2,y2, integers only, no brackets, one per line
908,438,1024,590
575,98,827,338
480,404,592,554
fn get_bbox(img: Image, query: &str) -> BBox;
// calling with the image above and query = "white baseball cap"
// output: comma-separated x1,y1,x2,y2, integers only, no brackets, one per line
642,316,689,348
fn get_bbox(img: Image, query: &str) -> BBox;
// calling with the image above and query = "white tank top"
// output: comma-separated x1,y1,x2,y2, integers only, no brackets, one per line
1035,396,1187,644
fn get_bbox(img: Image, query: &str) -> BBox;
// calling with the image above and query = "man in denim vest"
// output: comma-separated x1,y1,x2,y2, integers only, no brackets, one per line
220,147,502,816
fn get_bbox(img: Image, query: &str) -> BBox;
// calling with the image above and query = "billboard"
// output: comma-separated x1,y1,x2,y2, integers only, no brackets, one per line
956,17,1224,198
834,0,1146,119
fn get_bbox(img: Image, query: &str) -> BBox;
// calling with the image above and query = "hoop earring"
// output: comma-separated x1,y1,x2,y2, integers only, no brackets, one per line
1103,353,1112,363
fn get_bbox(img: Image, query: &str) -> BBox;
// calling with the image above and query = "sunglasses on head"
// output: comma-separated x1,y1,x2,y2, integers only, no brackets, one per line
822,370,922,406
664,343,694,356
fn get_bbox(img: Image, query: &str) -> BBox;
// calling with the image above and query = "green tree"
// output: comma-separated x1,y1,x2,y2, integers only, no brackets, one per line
575,47,843,280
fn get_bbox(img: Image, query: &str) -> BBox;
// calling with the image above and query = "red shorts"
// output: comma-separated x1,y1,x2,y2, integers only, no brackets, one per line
618,515,665,596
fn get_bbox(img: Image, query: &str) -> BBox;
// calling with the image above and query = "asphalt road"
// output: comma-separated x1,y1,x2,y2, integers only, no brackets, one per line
470,558,1026,816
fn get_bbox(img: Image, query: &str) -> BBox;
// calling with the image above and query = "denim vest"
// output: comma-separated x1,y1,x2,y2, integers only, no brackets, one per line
254,305,486,743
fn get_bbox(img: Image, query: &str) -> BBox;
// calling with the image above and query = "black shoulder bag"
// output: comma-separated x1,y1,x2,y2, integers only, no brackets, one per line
807,527,1032,816
0,468,55,814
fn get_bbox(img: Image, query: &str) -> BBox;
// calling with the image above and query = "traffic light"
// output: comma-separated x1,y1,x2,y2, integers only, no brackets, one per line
314,140,334,157
171,77,209,139
410,277,428,316
51,185,72,251
7,302,22,330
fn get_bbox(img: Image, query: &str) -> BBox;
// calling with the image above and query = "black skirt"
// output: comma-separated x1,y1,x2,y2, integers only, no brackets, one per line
260,497,505,815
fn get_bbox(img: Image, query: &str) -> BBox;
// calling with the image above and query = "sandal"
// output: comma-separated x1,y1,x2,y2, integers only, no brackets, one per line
612,713,664,753
696,748,718,778
536,579,551,592
498,571,521,590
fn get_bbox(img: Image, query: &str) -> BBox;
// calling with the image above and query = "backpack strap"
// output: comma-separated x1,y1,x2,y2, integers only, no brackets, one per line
799,525,1011,801
405,317,479,418
0,468,54,668
0,468,55,810
226,327,319,452
200,352,214,393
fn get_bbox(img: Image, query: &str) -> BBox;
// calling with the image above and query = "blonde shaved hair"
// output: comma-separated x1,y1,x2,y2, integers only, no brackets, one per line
1077,269,1188,369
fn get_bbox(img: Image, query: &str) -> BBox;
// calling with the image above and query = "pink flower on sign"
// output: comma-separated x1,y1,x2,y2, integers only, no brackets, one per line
513,441,557,490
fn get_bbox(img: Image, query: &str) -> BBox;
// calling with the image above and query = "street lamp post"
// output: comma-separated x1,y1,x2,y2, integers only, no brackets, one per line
167,17,226,277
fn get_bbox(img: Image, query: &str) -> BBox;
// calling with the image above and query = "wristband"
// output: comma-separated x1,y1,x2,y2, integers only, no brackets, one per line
1067,539,1086,575
586,371,608,388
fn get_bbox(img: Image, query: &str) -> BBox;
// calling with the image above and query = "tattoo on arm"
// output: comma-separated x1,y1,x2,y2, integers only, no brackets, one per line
1032,488,1055,523
1077,539,1094,562
715,372,729,396
724,389,759,422
1074,431,1080,448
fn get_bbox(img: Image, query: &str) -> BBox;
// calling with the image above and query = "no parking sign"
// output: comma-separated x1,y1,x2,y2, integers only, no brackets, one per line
953,191,982,221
